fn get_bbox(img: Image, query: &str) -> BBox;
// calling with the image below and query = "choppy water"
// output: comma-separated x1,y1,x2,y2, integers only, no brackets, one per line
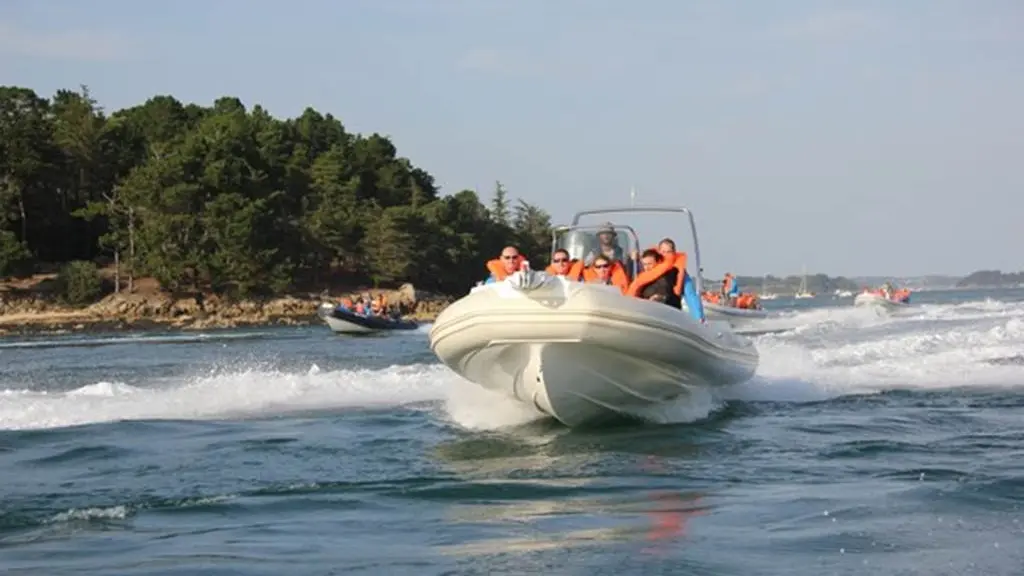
2,289,1023,575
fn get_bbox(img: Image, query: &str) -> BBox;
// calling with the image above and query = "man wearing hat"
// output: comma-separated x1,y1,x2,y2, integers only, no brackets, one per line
587,222,634,279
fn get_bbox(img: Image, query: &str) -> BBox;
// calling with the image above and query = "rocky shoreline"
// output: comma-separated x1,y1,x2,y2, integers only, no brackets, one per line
0,283,453,336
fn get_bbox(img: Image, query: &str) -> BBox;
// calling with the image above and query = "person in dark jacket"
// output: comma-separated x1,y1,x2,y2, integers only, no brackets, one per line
638,249,682,308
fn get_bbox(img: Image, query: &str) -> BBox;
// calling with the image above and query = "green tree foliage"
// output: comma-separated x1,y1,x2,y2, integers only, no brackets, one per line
489,180,510,226
0,85,554,297
58,260,102,305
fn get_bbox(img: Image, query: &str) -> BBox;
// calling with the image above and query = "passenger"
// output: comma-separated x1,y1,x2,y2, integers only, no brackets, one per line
655,237,705,323
338,297,354,311
596,222,627,264
584,222,636,279
483,246,528,284
545,248,585,280
736,293,755,309
722,273,740,307
626,249,682,308
583,255,629,293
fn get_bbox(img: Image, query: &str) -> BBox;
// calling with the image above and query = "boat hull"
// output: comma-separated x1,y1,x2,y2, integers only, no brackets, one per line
429,273,759,427
317,303,419,334
853,292,909,311
702,302,769,325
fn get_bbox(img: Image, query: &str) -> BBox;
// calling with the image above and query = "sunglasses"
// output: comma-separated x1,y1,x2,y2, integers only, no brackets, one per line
594,263,610,269
553,258,569,263
501,255,518,260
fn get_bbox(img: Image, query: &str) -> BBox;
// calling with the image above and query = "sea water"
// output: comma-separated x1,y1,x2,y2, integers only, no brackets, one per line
1,288,1022,575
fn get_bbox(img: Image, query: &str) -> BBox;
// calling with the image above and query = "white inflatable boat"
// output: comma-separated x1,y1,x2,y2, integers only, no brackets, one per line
428,205,759,427
853,291,910,312
701,302,769,325
317,302,419,334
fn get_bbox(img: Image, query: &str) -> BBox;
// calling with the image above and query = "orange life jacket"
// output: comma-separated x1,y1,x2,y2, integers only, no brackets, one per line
626,251,679,298
485,255,526,281
545,259,585,280
582,261,629,293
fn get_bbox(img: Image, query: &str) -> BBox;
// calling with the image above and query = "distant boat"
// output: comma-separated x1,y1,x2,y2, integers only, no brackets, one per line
853,282,912,311
759,275,778,300
794,266,815,299
317,302,419,334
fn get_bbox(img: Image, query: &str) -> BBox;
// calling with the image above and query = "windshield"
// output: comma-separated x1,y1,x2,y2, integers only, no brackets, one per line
552,224,638,271
554,229,599,262
565,206,704,294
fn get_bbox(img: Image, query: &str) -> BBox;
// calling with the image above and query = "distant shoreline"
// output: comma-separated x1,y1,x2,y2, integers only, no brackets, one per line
0,303,446,337
0,280,449,337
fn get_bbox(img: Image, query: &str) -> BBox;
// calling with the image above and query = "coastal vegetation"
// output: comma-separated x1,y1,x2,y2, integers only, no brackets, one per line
0,85,552,296
956,270,1024,288
0,85,551,331
731,274,860,295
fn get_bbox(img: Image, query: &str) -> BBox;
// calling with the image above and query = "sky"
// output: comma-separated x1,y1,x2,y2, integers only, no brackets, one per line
1,0,1021,278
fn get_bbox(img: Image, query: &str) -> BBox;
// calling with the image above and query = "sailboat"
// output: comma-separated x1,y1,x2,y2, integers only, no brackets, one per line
759,275,778,300
794,266,815,299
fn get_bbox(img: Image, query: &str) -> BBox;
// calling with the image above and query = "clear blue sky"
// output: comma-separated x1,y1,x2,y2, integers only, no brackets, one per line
2,0,1021,277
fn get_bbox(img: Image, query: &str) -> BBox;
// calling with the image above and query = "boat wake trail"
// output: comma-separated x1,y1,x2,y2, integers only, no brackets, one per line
0,364,458,431
1,297,1021,432
728,297,1024,403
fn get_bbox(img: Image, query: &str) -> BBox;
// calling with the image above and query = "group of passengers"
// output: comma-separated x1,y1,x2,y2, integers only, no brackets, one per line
482,223,707,323
336,293,392,317
701,273,761,310
868,282,910,303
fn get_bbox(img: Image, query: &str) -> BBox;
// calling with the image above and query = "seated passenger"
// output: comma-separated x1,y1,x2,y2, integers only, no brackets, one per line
370,294,385,316
735,293,756,309
337,297,354,312
483,245,528,284
596,222,626,263
545,248,585,280
626,249,681,308
585,223,635,279
655,237,705,322
582,255,629,293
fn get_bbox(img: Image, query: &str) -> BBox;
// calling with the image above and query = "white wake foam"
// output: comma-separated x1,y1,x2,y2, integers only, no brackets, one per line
0,364,457,431
2,297,1022,431
727,298,1024,403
